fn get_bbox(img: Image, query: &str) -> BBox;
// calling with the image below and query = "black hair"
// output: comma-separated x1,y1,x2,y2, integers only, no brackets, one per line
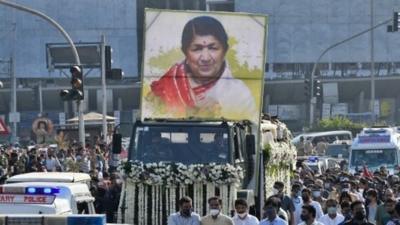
234,199,248,207
340,201,351,209
264,196,281,210
181,16,229,54
274,181,284,189
339,191,353,203
302,205,316,218
208,196,222,205
178,196,192,206
350,200,364,211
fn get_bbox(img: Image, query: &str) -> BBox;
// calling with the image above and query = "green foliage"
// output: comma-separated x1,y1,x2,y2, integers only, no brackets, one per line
311,116,365,136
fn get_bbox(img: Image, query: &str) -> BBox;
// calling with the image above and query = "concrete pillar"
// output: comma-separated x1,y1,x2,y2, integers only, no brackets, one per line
358,91,365,112
118,97,123,111
263,94,270,113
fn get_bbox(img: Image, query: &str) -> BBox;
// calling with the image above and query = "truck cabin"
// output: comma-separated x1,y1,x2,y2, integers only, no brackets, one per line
128,120,255,167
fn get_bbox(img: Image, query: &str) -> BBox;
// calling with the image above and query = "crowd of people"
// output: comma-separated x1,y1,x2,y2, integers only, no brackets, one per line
168,165,400,225
0,141,122,223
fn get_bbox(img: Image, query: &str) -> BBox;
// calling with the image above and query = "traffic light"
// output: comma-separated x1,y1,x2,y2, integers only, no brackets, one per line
313,79,322,97
304,78,310,99
393,12,400,32
60,65,84,101
105,45,123,80
105,45,112,73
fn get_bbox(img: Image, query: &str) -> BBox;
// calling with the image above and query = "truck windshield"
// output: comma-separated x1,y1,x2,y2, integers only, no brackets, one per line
131,125,231,164
351,148,397,168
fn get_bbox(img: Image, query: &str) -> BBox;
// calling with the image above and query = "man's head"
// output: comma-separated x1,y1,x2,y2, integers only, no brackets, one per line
366,189,378,203
178,196,192,217
351,201,366,221
383,188,394,202
326,199,338,216
301,188,312,203
234,199,248,218
181,16,228,83
340,201,351,217
273,181,284,195
208,196,222,217
264,197,281,221
385,197,397,215
311,184,322,199
301,205,316,222
291,183,302,197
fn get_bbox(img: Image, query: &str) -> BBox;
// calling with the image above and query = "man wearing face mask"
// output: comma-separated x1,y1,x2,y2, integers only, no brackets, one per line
343,201,373,225
300,188,324,220
232,199,259,225
168,196,200,225
273,181,295,225
311,184,326,213
201,196,233,225
290,183,303,225
318,199,344,225
384,198,399,225
376,188,394,225
298,205,323,225
260,197,287,225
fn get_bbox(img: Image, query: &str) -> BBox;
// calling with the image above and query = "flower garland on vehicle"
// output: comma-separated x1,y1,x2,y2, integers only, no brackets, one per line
121,160,243,185
118,161,243,225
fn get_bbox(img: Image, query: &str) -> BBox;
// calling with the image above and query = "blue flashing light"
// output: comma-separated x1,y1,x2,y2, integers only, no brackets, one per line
27,187,36,194
308,156,319,162
43,188,52,194
25,187,60,195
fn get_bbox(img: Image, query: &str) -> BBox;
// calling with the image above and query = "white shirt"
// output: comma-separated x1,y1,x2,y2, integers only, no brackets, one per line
318,214,344,225
292,196,303,225
168,212,200,225
232,213,259,225
297,220,324,225
260,216,287,225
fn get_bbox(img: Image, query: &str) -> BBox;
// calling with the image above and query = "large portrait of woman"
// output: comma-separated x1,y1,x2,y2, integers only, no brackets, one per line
141,10,268,123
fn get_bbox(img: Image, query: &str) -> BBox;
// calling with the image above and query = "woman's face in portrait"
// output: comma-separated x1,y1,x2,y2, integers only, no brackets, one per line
185,34,226,83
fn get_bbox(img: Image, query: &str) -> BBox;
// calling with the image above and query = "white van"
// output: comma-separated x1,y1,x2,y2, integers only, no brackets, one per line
0,182,95,214
0,172,95,215
292,130,353,148
6,172,91,185
349,127,400,174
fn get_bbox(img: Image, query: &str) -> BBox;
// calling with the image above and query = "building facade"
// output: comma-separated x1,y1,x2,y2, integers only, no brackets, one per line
1,0,400,142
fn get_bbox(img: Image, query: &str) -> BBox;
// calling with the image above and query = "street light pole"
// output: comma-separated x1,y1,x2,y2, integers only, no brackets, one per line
0,0,85,145
309,18,391,127
370,0,376,124
101,35,107,143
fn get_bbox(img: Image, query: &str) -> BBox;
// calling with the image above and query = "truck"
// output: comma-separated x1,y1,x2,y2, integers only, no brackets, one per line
349,127,400,174
116,9,296,225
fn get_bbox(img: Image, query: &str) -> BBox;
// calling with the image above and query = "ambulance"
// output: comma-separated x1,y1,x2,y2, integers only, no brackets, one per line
0,172,95,215
349,127,400,174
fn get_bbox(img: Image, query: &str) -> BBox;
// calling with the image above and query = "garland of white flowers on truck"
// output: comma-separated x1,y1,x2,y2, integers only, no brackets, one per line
263,141,297,196
118,161,243,225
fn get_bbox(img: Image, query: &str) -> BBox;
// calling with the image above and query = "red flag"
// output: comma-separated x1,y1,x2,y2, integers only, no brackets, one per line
362,165,373,178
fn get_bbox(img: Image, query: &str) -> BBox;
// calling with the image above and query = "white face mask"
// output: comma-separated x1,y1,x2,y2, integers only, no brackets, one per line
210,209,220,216
237,212,247,219
327,207,337,215
312,191,321,198
342,188,350,193
272,188,280,195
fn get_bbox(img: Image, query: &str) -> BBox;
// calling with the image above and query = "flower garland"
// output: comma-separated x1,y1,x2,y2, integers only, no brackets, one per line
118,161,243,225
121,161,244,185
263,137,297,197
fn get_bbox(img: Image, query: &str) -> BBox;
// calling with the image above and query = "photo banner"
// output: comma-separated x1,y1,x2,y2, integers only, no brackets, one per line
141,9,268,123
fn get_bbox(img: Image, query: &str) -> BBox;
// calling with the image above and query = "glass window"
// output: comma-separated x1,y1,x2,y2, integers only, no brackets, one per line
132,125,231,164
